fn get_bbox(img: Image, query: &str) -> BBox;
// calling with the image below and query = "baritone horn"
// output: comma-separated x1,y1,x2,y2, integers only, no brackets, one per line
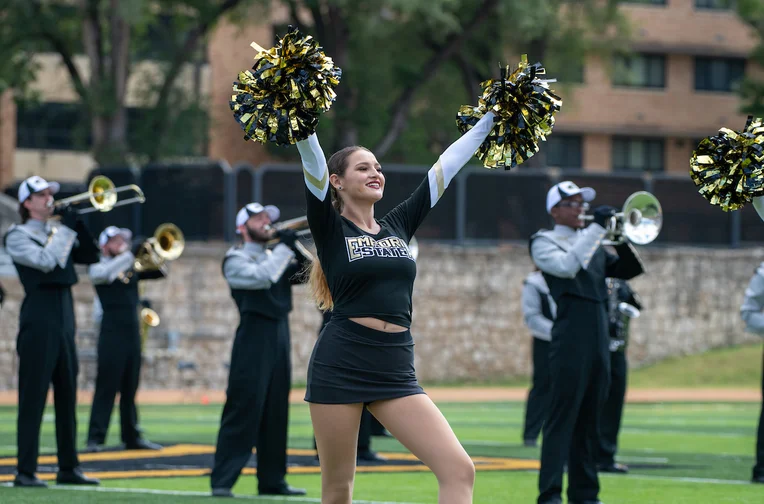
581,191,662,245
51,175,145,214
134,223,185,272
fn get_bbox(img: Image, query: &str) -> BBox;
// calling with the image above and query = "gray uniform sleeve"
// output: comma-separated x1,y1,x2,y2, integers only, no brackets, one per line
89,252,135,285
522,282,553,341
740,266,764,335
531,224,607,279
5,225,77,272
753,197,764,223
224,244,296,290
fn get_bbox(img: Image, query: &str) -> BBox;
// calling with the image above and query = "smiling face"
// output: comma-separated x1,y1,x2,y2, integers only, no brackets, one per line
330,149,385,205
23,188,54,221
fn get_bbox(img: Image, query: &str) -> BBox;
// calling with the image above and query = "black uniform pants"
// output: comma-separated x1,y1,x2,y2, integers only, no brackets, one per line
524,338,551,442
538,299,610,504
754,346,764,479
211,314,292,491
598,349,628,466
87,314,142,445
16,288,80,476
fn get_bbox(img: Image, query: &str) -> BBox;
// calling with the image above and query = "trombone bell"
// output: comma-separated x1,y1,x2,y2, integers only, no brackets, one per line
134,223,185,272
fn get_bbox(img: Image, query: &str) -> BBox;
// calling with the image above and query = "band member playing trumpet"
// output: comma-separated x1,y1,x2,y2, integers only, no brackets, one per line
85,226,166,452
597,278,642,474
531,181,644,504
3,176,101,487
211,202,309,498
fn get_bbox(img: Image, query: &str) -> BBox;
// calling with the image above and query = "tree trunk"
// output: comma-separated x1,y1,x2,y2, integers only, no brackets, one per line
326,4,358,151
373,0,499,158
107,0,129,162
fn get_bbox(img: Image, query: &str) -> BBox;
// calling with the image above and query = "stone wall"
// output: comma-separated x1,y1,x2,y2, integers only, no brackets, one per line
1,236,763,392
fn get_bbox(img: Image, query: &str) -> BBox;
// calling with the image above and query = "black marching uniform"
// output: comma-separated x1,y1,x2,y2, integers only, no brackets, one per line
530,223,643,504
86,245,165,449
739,262,764,484
598,278,642,471
521,270,556,446
4,215,100,485
210,239,309,495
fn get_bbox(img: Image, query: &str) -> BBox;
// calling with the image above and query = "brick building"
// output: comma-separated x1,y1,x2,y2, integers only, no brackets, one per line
0,0,758,187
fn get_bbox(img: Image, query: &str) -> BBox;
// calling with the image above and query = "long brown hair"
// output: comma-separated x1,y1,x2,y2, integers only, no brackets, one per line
308,145,372,311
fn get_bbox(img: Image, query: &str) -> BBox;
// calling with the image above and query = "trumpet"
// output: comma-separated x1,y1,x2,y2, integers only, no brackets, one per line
580,191,662,245
134,223,185,273
51,175,145,215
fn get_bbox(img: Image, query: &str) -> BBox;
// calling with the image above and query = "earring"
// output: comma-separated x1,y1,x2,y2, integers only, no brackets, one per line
338,186,342,190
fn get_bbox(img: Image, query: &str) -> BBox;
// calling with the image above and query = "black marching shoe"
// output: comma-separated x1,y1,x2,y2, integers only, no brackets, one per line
597,462,628,474
753,474,764,484
523,438,538,448
83,440,103,453
125,438,162,451
357,449,387,463
211,487,234,497
13,472,47,488
259,483,307,496
569,501,604,504
56,467,100,485
538,498,562,504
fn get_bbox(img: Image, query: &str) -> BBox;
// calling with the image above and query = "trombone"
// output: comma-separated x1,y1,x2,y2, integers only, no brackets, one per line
265,216,314,260
134,223,185,272
51,175,145,214
580,191,663,245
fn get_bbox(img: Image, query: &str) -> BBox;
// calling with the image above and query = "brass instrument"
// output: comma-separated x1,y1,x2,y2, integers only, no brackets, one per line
51,175,145,215
134,223,185,272
264,216,313,260
580,191,662,246
140,307,160,349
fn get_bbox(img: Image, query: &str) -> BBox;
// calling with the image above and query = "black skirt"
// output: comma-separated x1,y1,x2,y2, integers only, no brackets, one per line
305,318,425,404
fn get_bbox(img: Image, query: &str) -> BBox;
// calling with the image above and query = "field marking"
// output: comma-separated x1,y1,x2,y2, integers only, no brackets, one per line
44,484,426,503
616,473,754,486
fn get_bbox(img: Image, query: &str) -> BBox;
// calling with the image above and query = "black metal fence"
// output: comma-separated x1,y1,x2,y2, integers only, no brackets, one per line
3,161,762,247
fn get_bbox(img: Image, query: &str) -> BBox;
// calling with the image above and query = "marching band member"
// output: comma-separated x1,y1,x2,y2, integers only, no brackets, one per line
210,203,309,498
521,267,556,448
295,111,498,504
3,176,101,487
597,278,642,474
740,263,764,484
85,226,165,452
530,181,644,504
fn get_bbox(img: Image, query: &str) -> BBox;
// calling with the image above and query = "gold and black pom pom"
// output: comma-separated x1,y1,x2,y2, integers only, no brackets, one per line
456,55,562,170
689,116,764,212
230,26,342,146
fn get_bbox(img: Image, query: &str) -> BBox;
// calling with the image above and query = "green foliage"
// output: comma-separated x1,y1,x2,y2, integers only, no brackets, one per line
737,0,764,117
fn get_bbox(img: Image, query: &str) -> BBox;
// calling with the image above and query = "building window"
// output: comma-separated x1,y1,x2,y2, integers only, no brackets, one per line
694,57,745,92
544,134,582,170
613,53,665,88
695,0,734,10
16,102,90,151
612,137,664,172
621,0,666,5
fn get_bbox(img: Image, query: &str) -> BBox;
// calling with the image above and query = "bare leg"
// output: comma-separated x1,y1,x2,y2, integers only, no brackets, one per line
310,403,363,504
368,395,474,504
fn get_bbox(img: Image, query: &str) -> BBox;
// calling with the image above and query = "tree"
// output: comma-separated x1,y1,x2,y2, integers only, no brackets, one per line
276,0,628,162
0,0,260,165
737,0,764,117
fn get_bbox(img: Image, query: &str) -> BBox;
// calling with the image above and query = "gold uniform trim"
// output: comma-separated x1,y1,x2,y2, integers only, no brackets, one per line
303,167,328,192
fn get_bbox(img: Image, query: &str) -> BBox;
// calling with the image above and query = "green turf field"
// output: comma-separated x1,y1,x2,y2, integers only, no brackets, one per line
0,344,762,503
0,399,761,503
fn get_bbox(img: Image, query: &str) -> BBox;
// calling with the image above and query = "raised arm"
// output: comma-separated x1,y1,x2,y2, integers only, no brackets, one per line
89,252,135,285
530,225,607,279
297,133,329,202
384,111,497,239
223,245,296,290
5,226,77,273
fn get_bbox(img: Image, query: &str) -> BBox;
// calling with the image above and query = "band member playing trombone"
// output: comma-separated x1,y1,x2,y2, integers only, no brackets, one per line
3,176,101,487
211,202,309,498
85,226,167,452
531,181,644,504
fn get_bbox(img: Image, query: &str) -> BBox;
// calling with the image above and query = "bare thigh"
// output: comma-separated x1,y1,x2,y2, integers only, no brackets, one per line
310,403,364,502
368,394,474,481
